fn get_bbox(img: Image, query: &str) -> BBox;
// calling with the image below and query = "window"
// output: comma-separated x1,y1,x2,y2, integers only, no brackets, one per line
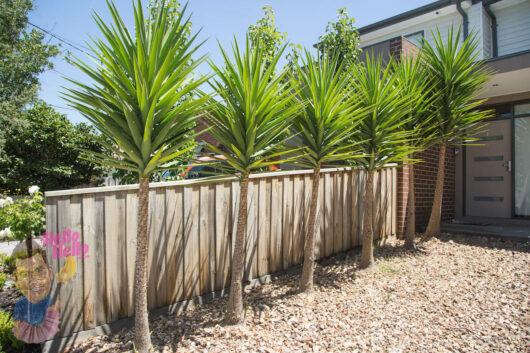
514,103,530,117
515,116,530,216
404,30,424,46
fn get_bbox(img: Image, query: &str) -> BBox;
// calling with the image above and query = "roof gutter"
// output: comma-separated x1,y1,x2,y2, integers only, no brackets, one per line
357,0,452,35
483,0,498,57
456,0,469,40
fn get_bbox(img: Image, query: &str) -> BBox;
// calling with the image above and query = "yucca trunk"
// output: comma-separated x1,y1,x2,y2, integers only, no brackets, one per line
299,167,320,293
134,177,151,352
404,162,416,249
424,144,446,237
226,177,249,324
360,171,375,269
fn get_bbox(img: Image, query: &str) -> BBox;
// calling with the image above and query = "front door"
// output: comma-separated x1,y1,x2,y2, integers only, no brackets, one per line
465,120,512,217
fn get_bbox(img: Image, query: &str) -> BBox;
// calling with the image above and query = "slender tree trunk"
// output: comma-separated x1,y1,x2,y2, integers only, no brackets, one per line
424,144,446,237
26,236,33,259
226,176,249,325
299,167,320,293
134,177,151,353
360,170,375,269
404,162,416,249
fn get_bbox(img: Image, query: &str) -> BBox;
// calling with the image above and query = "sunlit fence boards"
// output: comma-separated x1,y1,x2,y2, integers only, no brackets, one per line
44,167,397,338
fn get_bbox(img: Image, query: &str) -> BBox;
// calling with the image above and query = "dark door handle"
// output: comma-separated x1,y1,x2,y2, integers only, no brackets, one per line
502,160,511,172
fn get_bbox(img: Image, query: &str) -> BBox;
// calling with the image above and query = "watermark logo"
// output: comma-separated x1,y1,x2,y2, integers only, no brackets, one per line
42,229,89,259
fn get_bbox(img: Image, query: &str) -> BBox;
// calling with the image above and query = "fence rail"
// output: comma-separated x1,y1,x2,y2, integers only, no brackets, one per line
44,167,397,338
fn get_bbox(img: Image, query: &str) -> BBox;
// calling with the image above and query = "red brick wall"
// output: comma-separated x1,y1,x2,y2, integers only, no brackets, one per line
396,145,456,235
389,37,419,61
196,117,221,153
400,37,420,59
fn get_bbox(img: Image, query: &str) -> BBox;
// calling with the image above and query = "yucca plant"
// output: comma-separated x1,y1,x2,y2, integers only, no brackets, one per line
292,50,365,292
63,1,209,350
349,55,414,269
206,36,299,324
420,27,492,237
393,55,438,249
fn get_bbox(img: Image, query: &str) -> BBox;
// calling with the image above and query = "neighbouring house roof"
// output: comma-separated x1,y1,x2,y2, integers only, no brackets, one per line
357,0,454,36
357,0,502,36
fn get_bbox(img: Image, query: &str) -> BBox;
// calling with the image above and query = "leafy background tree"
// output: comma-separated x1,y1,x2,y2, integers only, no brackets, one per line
248,6,301,81
0,0,59,155
0,101,107,192
317,7,361,72
248,5,286,68
0,0,106,193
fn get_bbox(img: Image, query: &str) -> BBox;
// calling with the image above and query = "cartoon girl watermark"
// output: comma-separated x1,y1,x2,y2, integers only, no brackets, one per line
10,230,86,344
11,240,61,343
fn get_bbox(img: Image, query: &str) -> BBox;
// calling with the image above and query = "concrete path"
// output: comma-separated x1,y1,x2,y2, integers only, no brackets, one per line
0,238,43,255
442,217,530,241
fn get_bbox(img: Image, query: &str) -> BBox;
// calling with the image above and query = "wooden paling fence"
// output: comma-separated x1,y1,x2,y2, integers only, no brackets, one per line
44,167,397,338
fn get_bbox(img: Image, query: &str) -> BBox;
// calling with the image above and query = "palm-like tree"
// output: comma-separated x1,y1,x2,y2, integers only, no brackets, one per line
393,56,438,249
206,37,299,324
63,1,209,351
421,27,492,237
349,55,414,269
292,51,365,292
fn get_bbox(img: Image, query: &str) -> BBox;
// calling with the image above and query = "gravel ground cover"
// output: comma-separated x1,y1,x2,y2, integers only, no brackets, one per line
70,234,529,353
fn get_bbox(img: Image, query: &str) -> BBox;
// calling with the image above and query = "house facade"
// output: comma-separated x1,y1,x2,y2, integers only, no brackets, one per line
357,0,530,233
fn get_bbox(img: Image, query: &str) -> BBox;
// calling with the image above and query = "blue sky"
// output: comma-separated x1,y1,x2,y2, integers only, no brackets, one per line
29,0,432,124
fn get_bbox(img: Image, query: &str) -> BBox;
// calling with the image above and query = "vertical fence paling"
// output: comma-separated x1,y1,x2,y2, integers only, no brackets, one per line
44,167,397,337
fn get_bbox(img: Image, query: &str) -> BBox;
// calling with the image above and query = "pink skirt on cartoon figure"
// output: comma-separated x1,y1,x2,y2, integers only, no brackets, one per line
14,308,61,344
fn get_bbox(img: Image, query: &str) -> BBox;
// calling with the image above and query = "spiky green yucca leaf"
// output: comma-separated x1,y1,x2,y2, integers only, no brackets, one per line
349,55,414,171
420,27,493,144
291,50,366,169
63,0,210,178
393,55,439,149
205,37,300,177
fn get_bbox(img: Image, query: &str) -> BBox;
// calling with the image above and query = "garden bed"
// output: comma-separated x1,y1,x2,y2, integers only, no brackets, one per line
69,234,529,352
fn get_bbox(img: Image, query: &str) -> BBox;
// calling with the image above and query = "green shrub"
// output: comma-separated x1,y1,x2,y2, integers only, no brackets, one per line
0,254,15,274
0,273,7,290
0,310,26,352
0,187,45,242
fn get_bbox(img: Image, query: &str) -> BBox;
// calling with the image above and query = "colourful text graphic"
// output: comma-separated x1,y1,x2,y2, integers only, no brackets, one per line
42,229,89,259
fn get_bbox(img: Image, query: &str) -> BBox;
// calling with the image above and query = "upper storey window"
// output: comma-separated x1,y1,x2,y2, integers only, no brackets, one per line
404,30,424,46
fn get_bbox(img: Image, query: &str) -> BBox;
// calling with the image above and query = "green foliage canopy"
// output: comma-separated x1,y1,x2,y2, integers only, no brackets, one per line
291,51,365,169
317,8,361,72
0,189,45,242
393,56,439,149
206,37,300,177
248,6,286,67
0,0,59,156
0,102,107,192
420,27,493,144
349,55,414,171
64,0,210,179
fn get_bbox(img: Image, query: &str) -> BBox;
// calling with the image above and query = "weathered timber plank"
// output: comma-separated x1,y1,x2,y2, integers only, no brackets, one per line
282,176,293,270
257,178,271,276
269,177,283,272
214,182,231,291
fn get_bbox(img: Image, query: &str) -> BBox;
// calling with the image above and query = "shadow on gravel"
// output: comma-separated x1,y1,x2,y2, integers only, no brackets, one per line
303,239,428,291
436,233,530,253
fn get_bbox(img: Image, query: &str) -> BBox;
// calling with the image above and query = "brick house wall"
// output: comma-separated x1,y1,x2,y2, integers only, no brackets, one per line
196,116,223,153
389,36,420,61
396,145,456,235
